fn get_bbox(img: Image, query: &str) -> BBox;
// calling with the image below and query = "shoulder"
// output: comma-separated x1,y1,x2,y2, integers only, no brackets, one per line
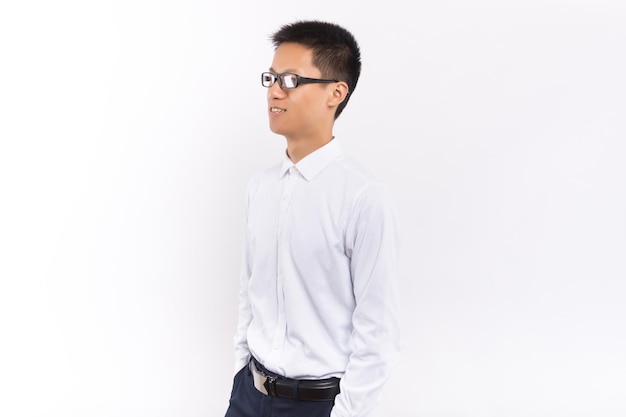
246,162,282,193
320,154,381,197
326,154,396,216
332,154,377,184
333,155,391,198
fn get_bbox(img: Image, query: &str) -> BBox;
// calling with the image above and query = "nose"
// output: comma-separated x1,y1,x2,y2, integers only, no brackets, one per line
267,80,286,99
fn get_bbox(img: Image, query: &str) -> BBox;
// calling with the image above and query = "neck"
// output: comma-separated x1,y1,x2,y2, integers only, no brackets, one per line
285,134,334,164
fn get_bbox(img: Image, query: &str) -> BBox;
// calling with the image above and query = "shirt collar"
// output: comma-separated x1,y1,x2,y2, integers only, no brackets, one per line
279,139,343,181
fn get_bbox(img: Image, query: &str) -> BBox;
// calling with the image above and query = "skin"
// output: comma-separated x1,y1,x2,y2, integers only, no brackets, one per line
267,42,349,164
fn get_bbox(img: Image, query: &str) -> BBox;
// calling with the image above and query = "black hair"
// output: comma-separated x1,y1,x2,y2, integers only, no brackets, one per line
271,20,361,119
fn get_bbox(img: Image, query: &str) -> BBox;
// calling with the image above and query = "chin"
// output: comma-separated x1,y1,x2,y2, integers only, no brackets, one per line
269,122,287,136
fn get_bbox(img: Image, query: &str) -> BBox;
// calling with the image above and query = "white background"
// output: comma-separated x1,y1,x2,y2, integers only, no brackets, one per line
1,1,625,416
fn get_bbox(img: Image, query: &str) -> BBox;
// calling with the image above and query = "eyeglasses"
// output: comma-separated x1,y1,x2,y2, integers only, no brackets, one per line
261,72,339,89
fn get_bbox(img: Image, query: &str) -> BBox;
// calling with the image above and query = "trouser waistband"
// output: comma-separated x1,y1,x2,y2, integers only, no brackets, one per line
248,357,340,402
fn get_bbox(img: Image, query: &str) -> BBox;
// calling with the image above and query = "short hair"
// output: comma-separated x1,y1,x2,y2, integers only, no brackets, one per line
271,20,361,119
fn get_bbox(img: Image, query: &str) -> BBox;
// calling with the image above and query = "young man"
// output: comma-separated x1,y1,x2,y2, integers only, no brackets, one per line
225,20,401,417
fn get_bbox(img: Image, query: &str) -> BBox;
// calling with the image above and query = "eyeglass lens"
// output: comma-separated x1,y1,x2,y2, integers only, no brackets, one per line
262,73,298,89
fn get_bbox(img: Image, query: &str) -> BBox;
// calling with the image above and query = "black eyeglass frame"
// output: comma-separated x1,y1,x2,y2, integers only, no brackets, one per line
261,72,339,89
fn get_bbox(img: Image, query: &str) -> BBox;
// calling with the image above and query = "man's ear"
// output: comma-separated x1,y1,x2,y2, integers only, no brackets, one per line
327,81,349,107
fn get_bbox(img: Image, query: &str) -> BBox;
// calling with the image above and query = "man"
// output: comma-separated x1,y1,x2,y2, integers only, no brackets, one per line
225,20,401,417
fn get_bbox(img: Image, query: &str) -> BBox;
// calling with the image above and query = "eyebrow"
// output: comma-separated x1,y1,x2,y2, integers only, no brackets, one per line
269,67,300,74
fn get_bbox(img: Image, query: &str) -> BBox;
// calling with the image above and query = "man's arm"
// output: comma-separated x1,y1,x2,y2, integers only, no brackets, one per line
332,183,402,417
232,188,254,374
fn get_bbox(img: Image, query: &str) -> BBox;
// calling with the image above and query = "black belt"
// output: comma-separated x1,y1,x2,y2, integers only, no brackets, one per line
249,357,340,402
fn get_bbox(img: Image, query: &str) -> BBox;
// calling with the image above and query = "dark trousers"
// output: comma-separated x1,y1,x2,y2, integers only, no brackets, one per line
224,363,335,417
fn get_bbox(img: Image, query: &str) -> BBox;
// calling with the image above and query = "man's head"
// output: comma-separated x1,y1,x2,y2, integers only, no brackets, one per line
271,20,361,120
264,21,361,141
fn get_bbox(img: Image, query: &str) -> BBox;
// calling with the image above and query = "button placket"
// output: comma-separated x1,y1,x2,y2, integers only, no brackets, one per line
271,166,298,359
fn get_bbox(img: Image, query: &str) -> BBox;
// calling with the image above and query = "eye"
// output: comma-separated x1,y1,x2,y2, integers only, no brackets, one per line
282,74,298,88
262,73,275,86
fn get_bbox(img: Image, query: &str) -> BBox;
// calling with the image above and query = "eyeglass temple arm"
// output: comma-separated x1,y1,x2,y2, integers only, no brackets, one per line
298,76,339,84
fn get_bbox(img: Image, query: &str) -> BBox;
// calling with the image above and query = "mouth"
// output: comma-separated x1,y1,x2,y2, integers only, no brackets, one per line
270,106,286,113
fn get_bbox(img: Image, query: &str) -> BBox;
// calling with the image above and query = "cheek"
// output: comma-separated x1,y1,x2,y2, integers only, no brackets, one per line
305,95,329,119
284,90,327,124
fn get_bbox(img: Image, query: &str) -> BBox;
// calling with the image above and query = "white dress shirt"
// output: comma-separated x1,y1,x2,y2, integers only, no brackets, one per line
233,138,401,417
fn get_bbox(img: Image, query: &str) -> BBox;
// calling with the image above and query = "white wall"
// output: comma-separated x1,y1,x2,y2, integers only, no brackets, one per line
1,1,624,416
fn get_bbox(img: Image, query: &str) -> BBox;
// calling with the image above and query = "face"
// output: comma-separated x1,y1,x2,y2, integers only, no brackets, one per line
266,42,334,139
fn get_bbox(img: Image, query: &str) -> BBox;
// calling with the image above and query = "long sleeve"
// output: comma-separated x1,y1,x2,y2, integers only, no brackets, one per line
232,187,254,374
331,183,402,417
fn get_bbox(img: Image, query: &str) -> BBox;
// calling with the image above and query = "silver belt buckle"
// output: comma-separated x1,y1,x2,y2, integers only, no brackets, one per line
250,360,276,396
